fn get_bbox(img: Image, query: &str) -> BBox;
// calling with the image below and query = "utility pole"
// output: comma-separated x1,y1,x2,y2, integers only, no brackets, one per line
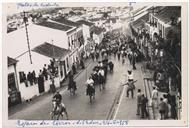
52,39,55,58
23,11,32,64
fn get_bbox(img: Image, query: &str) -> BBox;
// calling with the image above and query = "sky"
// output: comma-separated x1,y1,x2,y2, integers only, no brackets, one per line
4,2,143,16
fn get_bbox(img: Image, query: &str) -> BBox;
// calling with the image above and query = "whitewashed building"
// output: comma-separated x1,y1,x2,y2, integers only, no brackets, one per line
93,27,104,45
76,20,95,53
6,21,76,102
145,6,181,40
52,18,85,63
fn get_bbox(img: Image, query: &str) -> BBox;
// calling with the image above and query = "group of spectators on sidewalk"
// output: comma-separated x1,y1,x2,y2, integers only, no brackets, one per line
136,89,149,119
151,87,178,120
19,58,58,88
129,25,181,120
102,30,150,119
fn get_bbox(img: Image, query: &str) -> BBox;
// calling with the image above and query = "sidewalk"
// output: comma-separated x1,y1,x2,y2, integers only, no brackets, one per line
8,58,92,116
113,60,150,120
141,64,181,120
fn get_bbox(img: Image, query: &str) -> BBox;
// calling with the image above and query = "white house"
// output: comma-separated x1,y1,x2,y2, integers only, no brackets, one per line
93,27,104,45
145,6,181,40
51,17,85,64
76,20,95,53
6,21,76,101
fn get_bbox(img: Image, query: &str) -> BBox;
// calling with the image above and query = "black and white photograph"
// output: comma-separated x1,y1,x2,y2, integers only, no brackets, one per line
2,1,188,127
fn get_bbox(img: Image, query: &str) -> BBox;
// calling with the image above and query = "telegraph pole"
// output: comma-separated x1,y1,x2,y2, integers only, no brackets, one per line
23,11,32,64
52,39,55,58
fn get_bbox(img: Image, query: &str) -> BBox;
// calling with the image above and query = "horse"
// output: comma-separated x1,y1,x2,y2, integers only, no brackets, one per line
91,73,98,86
68,81,77,96
108,61,114,73
50,100,68,120
98,73,105,91
86,85,95,103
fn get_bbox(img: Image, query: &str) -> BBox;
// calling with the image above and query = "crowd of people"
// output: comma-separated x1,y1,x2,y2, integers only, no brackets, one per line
130,25,180,120
85,45,115,98
50,28,179,120
151,86,178,120
19,58,58,88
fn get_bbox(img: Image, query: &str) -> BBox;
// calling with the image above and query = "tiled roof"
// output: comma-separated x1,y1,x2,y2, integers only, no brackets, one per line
154,6,181,24
132,13,149,29
32,42,71,59
76,20,94,26
8,57,18,67
53,17,81,27
36,21,73,31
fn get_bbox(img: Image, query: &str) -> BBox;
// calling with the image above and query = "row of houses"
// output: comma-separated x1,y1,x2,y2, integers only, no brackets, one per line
130,6,181,95
131,6,181,43
7,6,137,107
7,17,105,107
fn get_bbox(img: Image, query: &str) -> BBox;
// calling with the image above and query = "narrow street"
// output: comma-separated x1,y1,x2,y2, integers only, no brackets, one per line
8,21,156,121
9,56,137,120
5,5,184,128
114,61,144,120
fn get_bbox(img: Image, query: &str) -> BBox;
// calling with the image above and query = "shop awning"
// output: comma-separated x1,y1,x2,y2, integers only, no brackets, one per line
32,42,71,59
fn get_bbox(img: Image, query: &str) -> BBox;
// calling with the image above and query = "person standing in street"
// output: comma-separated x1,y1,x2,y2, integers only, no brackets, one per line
152,87,159,109
128,51,132,65
72,63,76,75
141,94,149,119
163,94,169,119
91,52,95,61
159,97,166,120
95,52,99,61
125,80,135,98
136,89,142,115
132,51,137,70
98,68,105,91
117,51,121,61
80,59,85,69
167,93,178,119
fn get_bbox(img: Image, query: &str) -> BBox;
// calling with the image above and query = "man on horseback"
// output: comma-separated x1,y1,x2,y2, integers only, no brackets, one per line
86,76,95,101
51,91,68,120
53,91,62,112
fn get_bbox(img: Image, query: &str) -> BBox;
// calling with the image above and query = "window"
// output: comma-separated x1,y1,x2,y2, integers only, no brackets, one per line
66,57,69,69
68,37,70,47
162,26,164,38
19,71,26,83
71,35,73,45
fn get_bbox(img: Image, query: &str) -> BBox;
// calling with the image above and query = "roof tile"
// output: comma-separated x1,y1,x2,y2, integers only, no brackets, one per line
32,42,71,59
53,17,81,27
76,20,94,26
36,21,73,31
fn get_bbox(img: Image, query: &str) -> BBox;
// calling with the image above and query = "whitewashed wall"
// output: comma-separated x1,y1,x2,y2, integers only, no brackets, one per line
15,51,61,101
